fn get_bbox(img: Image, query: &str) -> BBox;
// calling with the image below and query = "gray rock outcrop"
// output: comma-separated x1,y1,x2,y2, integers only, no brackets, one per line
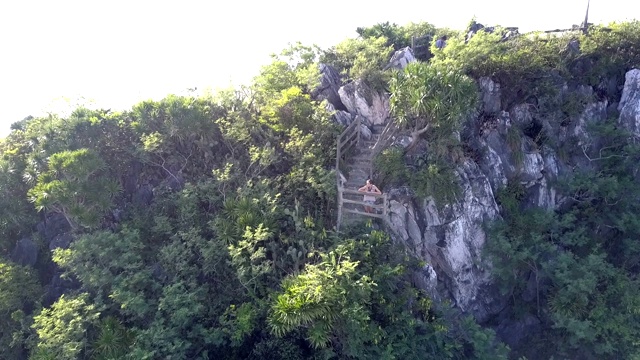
312,64,346,111
326,103,353,126
385,47,416,70
618,68,640,137
388,160,505,322
383,71,640,326
479,77,501,114
338,79,390,126
11,237,38,267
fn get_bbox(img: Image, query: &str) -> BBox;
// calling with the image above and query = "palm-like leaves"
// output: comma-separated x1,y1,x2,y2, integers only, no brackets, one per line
27,148,120,229
268,248,372,349
91,316,135,360
389,62,478,146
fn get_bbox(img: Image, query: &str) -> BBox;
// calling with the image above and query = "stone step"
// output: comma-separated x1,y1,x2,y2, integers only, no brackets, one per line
350,161,371,167
348,167,368,174
350,162,372,168
347,174,370,182
347,169,369,174
348,167,369,172
353,148,373,155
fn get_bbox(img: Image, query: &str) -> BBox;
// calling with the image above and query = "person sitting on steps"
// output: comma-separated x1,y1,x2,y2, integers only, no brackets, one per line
358,179,382,214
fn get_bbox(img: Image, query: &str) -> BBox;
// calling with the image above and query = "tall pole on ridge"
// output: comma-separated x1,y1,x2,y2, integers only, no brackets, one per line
583,0,590,34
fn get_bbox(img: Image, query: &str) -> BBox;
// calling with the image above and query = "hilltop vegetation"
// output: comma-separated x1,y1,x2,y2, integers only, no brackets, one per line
0,19,639,359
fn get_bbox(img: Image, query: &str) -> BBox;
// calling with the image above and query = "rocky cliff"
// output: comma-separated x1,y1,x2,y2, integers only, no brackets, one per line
321,45,640,344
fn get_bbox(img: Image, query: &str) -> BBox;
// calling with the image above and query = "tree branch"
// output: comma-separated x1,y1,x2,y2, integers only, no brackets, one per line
581,144,627,161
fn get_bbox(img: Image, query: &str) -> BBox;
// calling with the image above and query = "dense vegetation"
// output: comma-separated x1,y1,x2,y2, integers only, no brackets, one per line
1,19,640,359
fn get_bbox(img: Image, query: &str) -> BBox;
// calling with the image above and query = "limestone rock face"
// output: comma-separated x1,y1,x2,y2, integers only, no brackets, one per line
11,237,38,267
385,47,416,70
479,77,501,115
338,79,390,126
384,72,634,326
618,69,640,137
326,103,353,126
388,161,505,322
312,64,346,111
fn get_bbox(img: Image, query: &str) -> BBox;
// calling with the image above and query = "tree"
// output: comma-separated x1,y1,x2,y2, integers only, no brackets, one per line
30,293,99,360
356,21,437,52
27,149,120,229
0,260,42,359
389,62,478,150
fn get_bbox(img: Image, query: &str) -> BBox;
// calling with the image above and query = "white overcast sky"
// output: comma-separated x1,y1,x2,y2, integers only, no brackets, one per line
0,0,638,136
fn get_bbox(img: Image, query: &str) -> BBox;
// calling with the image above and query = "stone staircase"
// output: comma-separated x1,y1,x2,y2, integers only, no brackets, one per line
338,125,387,228
343,132,380,190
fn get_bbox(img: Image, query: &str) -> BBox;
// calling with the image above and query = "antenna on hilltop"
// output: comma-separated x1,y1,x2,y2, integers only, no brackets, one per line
582,0,590,34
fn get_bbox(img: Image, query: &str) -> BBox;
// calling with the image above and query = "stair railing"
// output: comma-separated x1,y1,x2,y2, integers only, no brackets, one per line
366,118,398,178
340,189,388,219
336,117,361,230
335,116,399,230
336,117,361,182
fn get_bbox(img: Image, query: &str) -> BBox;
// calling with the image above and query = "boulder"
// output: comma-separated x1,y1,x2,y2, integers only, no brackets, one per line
511,103,533,128
338,79,390,126
11,237,38,267
37,213,71,242
359,123,372,141
618,68,640,137
43,270,80,307
385,47,416,70
49,233,73,251
393,135,412,148
312,64,346,111
326,103,353,126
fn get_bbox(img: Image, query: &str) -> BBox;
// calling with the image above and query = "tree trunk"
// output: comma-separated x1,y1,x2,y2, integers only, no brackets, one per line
406,131,422,153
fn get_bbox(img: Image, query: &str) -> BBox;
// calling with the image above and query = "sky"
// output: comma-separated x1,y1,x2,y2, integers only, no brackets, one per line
0,0,638,136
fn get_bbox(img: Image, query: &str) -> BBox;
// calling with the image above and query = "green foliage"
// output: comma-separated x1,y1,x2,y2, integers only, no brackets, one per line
381,61,476,206
2,18,638,360
28,148,120,229
269,230,508,359
506,125,524,167
374,147,408,186
580,21,640,91
0,157,38,253
53,229,155,320
269,246,372,348
246,337,305,360
410,162,460,204
90,316,135,360
487,120,640,357
356,21,437,51
321,36,393,88
376,147,460,205
0,260,42,359
389,61,478,148
254,43,323,96
30,293,100,360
